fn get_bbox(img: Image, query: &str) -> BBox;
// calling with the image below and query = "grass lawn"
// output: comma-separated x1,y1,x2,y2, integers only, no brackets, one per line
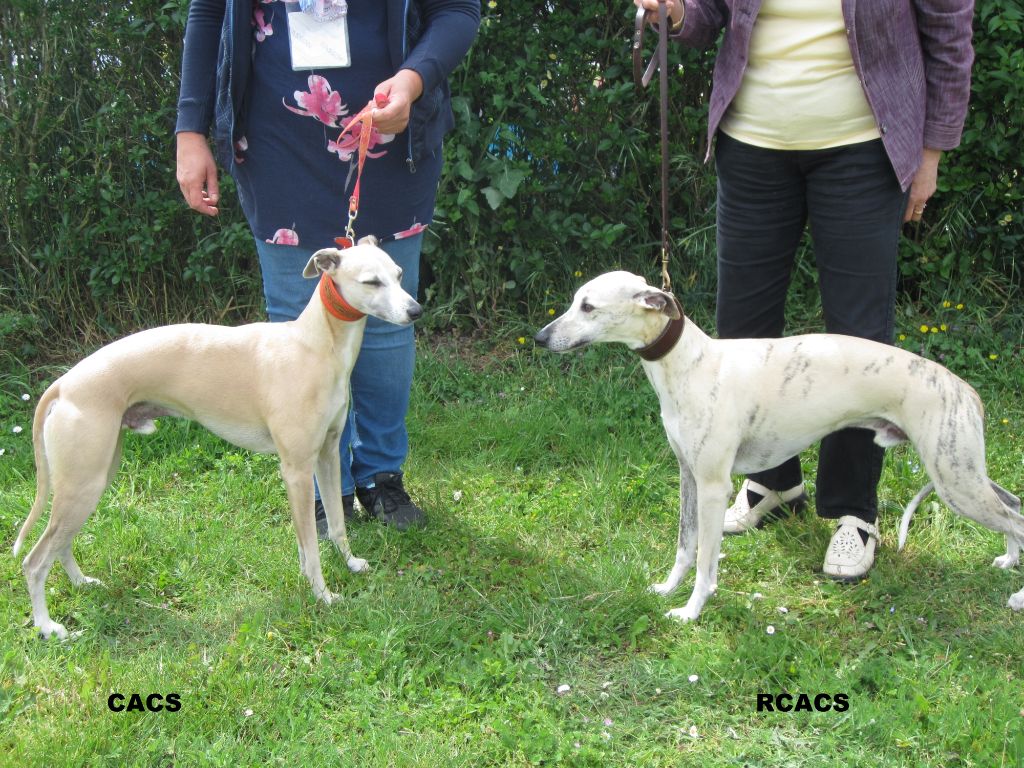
1,331,1022,766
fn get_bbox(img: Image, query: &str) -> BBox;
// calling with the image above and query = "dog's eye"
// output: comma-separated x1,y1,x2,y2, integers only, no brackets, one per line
362,278,383,287
580,302,594,313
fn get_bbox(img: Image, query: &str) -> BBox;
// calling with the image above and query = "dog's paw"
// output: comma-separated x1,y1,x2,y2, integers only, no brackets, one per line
1007,590,1024,612
992,553,1019,570
649,581,678,596
37,621,69,641
317,589,340,605
346,556,369,574
73,575,105,588
665,606,701,623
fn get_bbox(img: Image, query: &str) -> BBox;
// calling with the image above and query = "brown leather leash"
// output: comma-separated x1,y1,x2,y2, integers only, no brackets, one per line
632,1,673,293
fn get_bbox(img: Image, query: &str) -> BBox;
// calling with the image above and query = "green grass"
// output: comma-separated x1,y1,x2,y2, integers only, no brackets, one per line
1,327,1022,766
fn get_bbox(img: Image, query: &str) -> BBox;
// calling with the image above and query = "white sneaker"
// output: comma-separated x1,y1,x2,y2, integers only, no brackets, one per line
823,515,879,581
723,479,807,534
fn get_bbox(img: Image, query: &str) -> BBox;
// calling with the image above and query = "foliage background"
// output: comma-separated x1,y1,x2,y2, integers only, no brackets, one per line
0,0,1021,350
1,3,1022,764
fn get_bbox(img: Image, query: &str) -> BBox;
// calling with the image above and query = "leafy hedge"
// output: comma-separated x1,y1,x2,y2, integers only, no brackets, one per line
1,0,1020,352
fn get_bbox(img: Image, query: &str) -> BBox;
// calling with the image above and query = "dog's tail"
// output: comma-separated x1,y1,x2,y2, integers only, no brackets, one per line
13,381,60,557
897,482,935,551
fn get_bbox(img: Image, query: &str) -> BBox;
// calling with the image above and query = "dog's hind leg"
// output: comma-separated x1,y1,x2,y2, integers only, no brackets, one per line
930,465,1024,609
59,431,123,588
22,411,118,638
987,481,1022,570
23,479,108,640
650,462,697,596
665,472,731,623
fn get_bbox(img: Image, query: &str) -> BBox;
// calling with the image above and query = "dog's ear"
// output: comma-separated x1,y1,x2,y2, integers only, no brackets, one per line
634,289,682,320
303,248,343,279
356,234,379,247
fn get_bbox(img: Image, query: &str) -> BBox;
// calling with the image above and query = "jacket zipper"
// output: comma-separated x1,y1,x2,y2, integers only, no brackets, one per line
403,0,416,172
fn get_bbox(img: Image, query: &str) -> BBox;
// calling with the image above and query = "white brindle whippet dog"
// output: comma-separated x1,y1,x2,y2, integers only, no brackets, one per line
534,271,1024,622
13,237,421,640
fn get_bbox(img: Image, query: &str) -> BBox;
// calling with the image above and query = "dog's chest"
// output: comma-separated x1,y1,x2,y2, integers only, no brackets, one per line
201,417,277,454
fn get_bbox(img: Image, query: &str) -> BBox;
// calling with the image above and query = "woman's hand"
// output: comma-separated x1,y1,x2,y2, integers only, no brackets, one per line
176,132,220,217
371,69,424,135
634,0,684,29
905,148,942,223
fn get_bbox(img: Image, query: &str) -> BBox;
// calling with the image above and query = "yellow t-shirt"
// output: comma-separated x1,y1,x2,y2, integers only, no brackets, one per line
720,0,880,150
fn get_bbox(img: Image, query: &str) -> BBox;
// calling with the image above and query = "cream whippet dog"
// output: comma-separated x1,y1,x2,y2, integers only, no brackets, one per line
535,271,1024,622
13,237,421,639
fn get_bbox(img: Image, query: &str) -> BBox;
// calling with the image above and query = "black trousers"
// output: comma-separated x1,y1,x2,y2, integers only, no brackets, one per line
714,133,908,523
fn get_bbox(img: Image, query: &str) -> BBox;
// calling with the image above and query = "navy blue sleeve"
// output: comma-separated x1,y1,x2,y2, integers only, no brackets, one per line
176,0,226,135
401,0,480,95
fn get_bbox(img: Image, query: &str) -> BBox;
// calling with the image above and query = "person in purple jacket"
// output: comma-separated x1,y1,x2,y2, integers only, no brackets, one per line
176,0,480,532
635,0,974,579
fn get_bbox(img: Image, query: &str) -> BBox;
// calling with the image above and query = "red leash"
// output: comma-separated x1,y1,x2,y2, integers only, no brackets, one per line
333,93,387,249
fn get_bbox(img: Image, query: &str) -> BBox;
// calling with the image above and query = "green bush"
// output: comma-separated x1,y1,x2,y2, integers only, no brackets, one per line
0,0,1020,349
423,1,718,327
0,0,261,352
899,0,1023,288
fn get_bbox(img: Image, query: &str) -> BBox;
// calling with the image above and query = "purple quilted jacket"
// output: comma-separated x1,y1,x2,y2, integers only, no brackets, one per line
674,0,975,190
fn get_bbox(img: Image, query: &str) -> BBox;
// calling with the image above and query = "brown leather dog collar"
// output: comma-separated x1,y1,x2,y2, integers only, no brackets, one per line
636,295,685,362
319,272,365,322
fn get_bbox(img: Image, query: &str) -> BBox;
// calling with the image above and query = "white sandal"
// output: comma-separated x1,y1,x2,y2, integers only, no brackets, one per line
823,515,879,581
723,479,807,534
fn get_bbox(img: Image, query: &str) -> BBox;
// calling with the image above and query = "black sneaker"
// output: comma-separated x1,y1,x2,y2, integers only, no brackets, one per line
355,472,426,531
314,494,356,540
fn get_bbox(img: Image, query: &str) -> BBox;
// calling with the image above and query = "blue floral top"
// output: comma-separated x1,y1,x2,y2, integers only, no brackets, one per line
233,2,444,249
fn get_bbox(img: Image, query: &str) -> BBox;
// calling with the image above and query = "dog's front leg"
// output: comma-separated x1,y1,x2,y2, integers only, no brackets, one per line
650,462,697,596
280,458,337,604
315,437,368,574
665,474,731,623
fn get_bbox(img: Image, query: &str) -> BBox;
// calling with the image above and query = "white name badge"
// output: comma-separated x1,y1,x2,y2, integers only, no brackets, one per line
288,12,350,70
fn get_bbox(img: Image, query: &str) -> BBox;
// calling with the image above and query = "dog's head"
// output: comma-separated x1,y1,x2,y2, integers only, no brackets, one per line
534,271,681,352
303,236,422,325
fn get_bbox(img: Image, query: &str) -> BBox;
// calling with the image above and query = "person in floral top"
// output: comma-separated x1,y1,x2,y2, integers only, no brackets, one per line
176,0,480,531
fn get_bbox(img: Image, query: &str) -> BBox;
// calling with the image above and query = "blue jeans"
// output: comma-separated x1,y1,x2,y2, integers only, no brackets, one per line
254,235,421,495
714,134,907,523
